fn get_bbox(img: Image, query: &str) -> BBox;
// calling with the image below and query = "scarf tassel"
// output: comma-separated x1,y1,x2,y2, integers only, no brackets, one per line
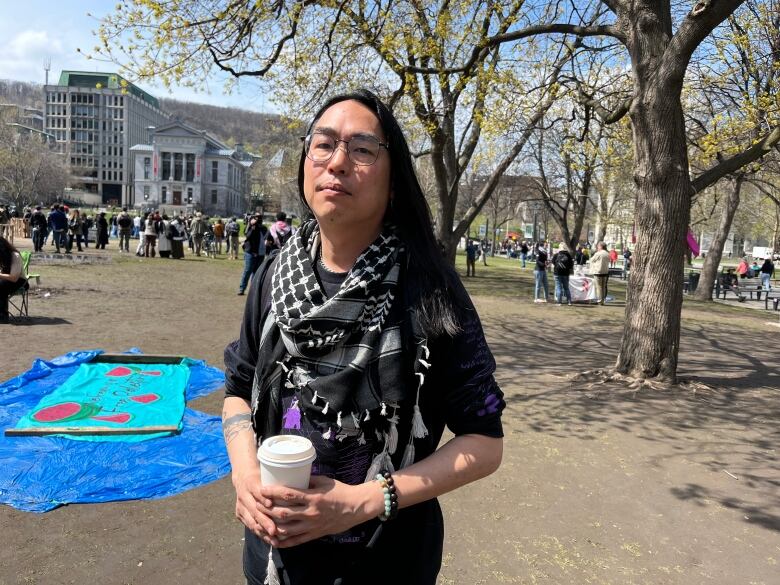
411,404,429,439
364,447,394,483
357,431,366,445
264,547,280,585
322,401,329,415
400,439,415,469
322,427,332,440
386,417,399,455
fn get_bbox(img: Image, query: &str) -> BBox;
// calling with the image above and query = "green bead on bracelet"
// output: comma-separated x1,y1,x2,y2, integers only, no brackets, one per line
375,471,398,521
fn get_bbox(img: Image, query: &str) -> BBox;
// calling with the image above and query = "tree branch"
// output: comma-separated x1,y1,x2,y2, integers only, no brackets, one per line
691,124,780,193
662,0,745,81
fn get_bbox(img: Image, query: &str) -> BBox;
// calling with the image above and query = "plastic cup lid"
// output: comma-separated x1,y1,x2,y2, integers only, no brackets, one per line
258,435,316,464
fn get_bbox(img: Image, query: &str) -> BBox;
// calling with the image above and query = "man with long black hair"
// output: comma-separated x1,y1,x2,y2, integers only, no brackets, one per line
223,89,504,585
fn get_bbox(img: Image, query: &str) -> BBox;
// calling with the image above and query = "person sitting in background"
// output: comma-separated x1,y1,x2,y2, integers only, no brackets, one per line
720,269,746,302
737,257,749,279
0,236,26,323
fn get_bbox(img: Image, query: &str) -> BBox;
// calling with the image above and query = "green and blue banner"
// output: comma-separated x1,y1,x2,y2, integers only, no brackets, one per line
14,362,190,442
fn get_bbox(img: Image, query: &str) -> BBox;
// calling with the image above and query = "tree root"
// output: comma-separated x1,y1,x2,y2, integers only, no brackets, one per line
569,369,714,398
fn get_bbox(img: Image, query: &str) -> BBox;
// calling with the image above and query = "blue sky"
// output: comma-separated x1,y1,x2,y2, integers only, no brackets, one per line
0,0,274,112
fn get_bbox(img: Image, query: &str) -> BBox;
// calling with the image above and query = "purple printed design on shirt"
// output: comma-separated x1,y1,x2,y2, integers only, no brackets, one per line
282,400,302,430
477,393,501,417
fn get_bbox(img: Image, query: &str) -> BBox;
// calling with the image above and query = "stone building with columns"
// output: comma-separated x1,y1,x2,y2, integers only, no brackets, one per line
130,120,254,217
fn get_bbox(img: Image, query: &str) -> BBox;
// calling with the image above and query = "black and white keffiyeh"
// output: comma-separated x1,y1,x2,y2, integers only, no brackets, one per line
251,220,431,480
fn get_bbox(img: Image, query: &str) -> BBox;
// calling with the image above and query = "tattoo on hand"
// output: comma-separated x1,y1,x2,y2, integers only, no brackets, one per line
222,412,252,445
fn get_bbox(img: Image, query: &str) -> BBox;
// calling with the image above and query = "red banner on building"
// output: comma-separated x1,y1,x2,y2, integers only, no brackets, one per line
153,153,158,178
196,157,201,178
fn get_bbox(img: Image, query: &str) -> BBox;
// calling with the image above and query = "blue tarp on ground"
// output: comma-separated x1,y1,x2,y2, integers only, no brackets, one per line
0,349,231,512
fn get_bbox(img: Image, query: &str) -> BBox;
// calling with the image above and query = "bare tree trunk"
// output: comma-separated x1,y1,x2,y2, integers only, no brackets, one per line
693,175,744,301
615,44,691,382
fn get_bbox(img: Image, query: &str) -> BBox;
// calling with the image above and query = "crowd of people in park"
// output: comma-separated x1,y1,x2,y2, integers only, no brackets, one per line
465,237,632,305
14,203,297,265
4,202,301,302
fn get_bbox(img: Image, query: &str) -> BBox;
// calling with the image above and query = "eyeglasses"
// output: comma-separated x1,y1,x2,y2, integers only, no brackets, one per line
302,132,389,166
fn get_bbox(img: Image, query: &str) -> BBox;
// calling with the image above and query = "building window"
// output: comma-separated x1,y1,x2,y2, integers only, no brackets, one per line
211,161,218,183
174,152,183,181
143,157,151,180
186,153,195,182
211,189,218,204
162,187,167,204
143,186,150,200
187,187,193,203
162,152,171,180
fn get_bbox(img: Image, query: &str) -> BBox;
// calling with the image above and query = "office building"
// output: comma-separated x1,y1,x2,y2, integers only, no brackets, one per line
43,71,169,206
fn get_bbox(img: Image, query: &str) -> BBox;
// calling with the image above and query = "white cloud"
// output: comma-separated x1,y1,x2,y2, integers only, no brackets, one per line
8,30,62,58
0,29,79,83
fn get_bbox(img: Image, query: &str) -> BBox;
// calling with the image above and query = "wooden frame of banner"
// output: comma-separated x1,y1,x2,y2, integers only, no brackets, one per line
90,354,186,365
5,425,181,436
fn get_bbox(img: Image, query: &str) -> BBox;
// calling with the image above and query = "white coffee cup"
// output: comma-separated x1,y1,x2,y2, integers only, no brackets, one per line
257,435,316,489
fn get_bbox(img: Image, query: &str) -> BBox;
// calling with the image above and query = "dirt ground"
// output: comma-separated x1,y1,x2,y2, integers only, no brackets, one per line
1,238,778,585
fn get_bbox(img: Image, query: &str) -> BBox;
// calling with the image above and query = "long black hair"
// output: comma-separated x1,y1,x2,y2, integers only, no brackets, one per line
297,89,459,337
0,236,19,272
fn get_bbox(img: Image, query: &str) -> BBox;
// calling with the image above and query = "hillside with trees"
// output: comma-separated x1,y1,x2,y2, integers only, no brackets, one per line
0,79,298,158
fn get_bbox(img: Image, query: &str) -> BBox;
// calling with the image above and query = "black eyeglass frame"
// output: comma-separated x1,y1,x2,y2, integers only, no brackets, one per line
300,132,390,166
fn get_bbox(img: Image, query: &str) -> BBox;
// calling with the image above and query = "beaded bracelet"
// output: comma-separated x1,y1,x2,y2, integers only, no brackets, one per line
375,470,399,521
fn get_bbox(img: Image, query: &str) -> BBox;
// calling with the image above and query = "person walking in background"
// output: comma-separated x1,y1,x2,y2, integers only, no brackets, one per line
135,212,149,257
48,204,68,254
30,206,47,252
237,214,267,295
268,211,293,251
622,247,632,278
574,245,587,267
519,241,529,268
190,212,207,256
760,257,774,291
608,246,618,268
158,214,172,258
82,214,93,248
589,241,611,305
226,216,240,259
533,243,549,303
465,238,477,277
110,213,118,239
737,257,749,279
116,208,133,253
213,218,226,255
95,212,109,250
144,211,161,258
169,216,186,259
66,209,84,253
552,243,574,305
